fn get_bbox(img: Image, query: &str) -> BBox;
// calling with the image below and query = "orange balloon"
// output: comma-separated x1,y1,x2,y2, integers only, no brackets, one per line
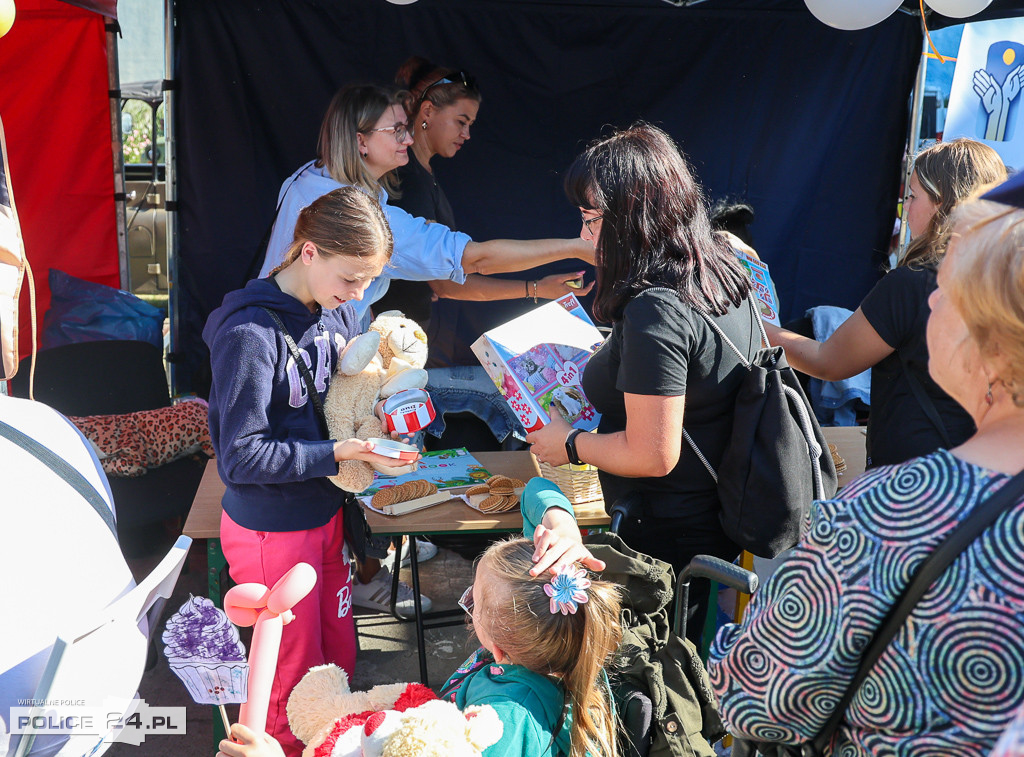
0,0,14,39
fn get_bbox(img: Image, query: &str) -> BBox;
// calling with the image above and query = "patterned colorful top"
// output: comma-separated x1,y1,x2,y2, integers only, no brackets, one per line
707,450,1024,755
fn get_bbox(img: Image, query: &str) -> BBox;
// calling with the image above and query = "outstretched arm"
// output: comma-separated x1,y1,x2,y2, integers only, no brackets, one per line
521,477,605,576
461,238,594,275
429,271,593,301
762,307,892,382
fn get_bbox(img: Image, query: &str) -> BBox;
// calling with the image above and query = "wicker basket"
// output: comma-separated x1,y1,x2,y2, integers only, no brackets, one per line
537,460,603,505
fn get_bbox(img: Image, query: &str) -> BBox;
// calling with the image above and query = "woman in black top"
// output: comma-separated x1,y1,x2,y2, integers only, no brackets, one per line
527,123,757,638
763,139,1005,467
377,57,589,333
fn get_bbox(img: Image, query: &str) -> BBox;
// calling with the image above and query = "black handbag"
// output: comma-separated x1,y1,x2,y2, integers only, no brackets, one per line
732,467,1024,756
261,307,389,563
654,289,838,558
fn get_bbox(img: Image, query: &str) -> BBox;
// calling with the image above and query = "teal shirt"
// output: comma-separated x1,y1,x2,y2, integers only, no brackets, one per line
521,477,576,541
439,476,577,757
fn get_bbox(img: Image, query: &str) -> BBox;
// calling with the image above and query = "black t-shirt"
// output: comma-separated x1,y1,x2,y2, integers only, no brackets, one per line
860,265,975,467
582,288,759,520
378,158,457,329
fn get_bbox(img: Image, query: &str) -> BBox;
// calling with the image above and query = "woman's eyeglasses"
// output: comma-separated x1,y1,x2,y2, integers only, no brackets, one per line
582,215,603,235
458,584,474,614
365,122,410,143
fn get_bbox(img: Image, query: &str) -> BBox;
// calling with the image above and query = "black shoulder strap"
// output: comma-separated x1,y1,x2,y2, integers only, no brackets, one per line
260,306,330,440
810,467,1024,754
898,351,953,448
0,418,118,539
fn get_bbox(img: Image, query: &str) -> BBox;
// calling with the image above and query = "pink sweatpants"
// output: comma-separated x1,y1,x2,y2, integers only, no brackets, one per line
220,510,355,756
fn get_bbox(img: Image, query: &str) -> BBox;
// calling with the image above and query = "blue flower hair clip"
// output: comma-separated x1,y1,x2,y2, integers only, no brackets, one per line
544,566,592,615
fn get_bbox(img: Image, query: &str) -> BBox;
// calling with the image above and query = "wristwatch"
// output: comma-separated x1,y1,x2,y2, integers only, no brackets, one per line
564,428,585,466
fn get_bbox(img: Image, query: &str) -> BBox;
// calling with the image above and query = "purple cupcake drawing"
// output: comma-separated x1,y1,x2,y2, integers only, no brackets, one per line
163,595,248,705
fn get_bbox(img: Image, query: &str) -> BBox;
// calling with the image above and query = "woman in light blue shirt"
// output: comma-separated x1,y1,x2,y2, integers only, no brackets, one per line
258,84,592,323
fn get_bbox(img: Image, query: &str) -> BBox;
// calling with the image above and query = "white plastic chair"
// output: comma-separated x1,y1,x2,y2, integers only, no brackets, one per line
11,535,192,757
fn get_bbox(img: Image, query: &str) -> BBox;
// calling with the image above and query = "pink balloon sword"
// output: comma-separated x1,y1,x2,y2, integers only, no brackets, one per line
223,563,317,733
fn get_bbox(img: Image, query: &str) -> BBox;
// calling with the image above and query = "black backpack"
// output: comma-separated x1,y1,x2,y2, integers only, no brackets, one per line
660,290,838,558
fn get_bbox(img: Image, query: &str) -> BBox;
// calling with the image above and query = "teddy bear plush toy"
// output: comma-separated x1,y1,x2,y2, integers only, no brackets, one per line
286,664,503,757
323,311,429,493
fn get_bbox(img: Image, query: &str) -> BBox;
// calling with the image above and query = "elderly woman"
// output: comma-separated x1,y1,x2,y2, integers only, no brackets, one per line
706,191,1024,754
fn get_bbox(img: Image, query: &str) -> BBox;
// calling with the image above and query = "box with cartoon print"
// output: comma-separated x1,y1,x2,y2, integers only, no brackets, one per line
471,294,603,433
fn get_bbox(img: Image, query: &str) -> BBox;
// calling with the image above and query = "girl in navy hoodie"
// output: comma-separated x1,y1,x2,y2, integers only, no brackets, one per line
204,186,416,755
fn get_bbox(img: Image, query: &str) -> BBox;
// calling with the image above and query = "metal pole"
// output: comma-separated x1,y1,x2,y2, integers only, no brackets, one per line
164,0,179,394
898,35,930,262
107,21,129,291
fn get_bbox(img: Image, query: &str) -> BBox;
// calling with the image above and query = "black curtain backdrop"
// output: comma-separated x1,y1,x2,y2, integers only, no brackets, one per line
175,0,921,392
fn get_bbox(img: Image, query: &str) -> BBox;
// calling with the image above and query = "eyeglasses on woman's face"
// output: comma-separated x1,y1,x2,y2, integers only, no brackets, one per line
582,214,603,235
365,122,411,143
458,584,474,615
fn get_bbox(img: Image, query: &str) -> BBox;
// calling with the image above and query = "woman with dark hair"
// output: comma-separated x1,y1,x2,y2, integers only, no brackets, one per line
375,57,589,328
526,122,756,637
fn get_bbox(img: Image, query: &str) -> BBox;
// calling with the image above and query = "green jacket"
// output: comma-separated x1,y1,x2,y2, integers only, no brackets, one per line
587,531,724,757
525,476,723,756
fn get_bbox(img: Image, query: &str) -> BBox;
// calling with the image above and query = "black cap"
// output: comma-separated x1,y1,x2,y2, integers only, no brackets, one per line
982,171,1024,208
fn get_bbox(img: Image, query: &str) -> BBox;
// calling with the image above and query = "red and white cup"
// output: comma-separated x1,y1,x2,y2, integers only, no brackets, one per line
382,389,436,434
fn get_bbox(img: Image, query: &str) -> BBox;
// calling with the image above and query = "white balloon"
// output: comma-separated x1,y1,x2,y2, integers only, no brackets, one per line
804,0,903,30
924,0,992,18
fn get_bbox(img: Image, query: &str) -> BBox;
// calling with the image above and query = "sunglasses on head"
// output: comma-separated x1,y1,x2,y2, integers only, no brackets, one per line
418,70,478,103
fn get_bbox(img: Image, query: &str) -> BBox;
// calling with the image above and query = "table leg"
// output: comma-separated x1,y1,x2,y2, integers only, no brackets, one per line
206,538,228,745
407,534,429,685
389,536,403,620
207,538,227,607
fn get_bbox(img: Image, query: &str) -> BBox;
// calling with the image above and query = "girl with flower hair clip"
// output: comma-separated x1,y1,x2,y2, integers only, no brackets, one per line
440,477,623,757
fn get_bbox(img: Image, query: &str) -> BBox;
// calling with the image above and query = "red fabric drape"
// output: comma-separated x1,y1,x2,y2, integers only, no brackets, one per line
0,0,117,364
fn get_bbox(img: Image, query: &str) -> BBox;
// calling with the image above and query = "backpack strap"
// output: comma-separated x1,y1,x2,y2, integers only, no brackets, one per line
643,289,824,497
260,306,330,440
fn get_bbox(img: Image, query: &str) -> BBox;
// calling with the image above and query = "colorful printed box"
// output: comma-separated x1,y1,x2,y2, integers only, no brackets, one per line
472,294,604,433
736,249,781,325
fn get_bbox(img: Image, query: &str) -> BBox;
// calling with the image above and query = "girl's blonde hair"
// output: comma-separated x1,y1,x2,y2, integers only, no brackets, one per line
268,186,393,277
316,84,408,198
946,197,1024,407
478,539,622,757
902,139,1006,268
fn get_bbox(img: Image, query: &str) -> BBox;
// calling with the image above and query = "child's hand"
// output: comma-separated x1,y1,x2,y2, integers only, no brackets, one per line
530,508,606,577
217,724,285,757
334,438,421,468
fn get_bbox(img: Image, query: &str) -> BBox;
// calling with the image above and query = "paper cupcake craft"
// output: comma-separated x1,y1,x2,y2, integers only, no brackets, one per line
163,595,249,705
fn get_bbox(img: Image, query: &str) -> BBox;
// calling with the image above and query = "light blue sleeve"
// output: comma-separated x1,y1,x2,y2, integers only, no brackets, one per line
259,163,342,278
521,477,576,541
382,202,471,282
